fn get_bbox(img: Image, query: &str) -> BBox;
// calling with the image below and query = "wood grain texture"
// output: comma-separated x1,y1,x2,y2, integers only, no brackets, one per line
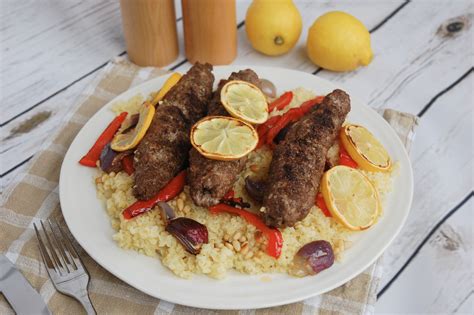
182,0,237,64
0,0,250,180
120,0,179,66
314,1,473,116
379,72,473,290
376,198,473,313
1,73,98,189
1,0,126,125
0,1,403,179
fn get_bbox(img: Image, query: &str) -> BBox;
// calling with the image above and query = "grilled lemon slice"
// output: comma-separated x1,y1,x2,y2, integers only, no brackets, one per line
191,116,258,161
151,72,182,106
111,101,155,151
340,124,391,172
220,80,268,124
321,165,380,231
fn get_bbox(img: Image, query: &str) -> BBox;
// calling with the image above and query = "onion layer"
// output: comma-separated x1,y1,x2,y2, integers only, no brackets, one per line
290,240,334,277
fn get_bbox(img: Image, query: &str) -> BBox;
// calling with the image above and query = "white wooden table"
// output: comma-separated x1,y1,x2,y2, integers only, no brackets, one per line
1,0,472,313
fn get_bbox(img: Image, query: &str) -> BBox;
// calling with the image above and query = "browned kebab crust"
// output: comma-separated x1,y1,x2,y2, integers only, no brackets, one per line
262,89,351,227
187,69,261,207
133,63,214,200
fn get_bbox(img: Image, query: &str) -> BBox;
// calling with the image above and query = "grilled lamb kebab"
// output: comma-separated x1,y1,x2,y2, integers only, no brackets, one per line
262,89,351,227
133,63,214,200
188,69,261,207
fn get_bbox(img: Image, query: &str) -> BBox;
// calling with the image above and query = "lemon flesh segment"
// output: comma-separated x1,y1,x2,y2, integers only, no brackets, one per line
111,102,155,151
191,116,258,161
151,72,182,106
221,80,268,124
321,165,380,231
340,124,391,172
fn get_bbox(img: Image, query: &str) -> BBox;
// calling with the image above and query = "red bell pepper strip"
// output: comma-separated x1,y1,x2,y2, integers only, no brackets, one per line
209,204,283,258
122,155,135,175
256,137,266,149
223,189,235,200
79,112,128,167
264,111,294,145
256,116,281,148
257,115,280,136
268,91,293,112
299,96,325,113
338,140,358,168
264,97,325,146
122,170,187,220
221,189,250,208
316,193,332,217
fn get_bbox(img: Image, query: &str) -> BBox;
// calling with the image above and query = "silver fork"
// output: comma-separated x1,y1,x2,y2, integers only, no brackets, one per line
34,219,96,315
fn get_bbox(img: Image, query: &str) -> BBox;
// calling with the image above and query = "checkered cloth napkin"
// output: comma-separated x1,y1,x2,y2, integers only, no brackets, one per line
0,58,419,315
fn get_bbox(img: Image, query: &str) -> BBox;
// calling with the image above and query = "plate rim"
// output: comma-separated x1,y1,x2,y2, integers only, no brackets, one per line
59,65,414,310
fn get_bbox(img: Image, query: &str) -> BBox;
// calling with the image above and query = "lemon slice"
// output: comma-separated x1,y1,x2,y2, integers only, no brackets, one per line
191,116,258,161
151,72,182,106
321,165,380,231
220,80,268,124
111,102,155,151
340,124,391,172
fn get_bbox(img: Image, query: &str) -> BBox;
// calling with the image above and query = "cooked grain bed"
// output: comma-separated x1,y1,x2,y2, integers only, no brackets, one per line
96,146,395,279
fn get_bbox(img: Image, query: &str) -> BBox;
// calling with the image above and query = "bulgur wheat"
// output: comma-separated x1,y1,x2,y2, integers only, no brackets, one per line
95,88,396,279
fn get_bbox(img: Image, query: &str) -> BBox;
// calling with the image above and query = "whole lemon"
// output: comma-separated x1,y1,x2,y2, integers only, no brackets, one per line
307,11,373,72
246,0,302,56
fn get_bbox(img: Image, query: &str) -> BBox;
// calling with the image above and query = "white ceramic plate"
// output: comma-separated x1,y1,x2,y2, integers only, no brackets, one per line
60,66,413,310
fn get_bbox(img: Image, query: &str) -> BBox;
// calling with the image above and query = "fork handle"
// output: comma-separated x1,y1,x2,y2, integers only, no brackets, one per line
76,290,97,315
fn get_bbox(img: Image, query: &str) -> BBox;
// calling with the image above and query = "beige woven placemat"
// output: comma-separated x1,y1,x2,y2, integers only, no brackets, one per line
0,58,419,315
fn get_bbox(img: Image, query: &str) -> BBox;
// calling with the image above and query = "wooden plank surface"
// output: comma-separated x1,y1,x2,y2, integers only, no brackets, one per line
1,0,124,125
1,0,473,313
376,197,473,313
0,0,404,185
378,72,473,288
315,1,473,115
1,73,99,190
171,1,406,73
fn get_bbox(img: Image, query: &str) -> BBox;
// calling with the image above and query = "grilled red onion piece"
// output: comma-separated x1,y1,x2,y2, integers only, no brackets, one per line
165,217,208,255
99,144,133,173
120,113,140,134
244,176,266,202
158,202,176,224
260,79,277,99
99,144,118,172
290,240,334,277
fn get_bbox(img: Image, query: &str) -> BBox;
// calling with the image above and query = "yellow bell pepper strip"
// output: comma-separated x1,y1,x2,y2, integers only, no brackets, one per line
79,112,128,167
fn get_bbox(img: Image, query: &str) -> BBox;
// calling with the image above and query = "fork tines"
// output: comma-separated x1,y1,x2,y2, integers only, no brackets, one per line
34,219,82,275
34,219,96,314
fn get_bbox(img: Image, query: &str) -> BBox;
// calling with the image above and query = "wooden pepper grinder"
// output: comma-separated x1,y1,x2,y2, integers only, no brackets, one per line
182,0,237,65
120,0,179,67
